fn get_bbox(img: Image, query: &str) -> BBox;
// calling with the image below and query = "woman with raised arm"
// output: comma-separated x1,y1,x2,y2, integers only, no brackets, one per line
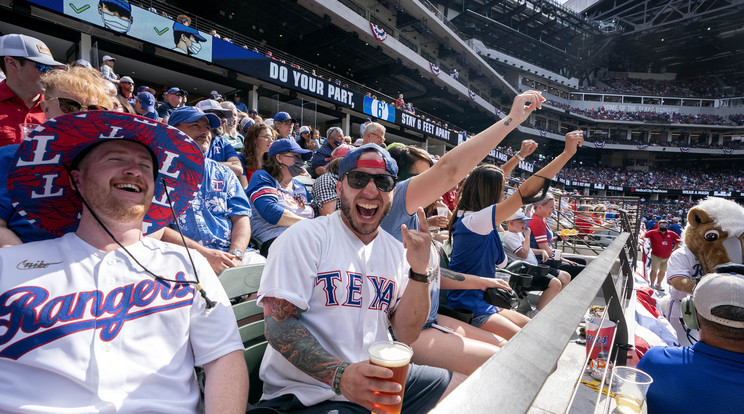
446,131,584,340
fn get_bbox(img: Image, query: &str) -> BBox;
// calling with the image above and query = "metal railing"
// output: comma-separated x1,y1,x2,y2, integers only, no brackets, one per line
553,195,642,258
431,233,635,413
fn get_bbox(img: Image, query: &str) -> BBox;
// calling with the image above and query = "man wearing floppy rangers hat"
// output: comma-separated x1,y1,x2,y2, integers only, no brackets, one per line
0,111,248,412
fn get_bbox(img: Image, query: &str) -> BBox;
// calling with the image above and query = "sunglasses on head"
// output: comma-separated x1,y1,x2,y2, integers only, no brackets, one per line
49,97,108,114
344,171,397,192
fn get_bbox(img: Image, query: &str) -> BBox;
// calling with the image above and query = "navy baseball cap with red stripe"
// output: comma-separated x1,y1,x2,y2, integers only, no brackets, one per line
338,143,398,177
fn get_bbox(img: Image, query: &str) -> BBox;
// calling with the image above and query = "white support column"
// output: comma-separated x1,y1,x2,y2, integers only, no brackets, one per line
342,113,351,137
248,85,259,112
79,33,92,62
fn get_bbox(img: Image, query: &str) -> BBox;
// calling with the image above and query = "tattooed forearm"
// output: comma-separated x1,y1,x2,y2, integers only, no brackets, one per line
441,268,466,281
504,117,513,126
263,297,342,386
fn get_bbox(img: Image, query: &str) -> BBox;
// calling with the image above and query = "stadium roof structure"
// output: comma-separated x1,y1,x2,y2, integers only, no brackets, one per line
437,0,744,79
579,0,744,76
438,0,608,79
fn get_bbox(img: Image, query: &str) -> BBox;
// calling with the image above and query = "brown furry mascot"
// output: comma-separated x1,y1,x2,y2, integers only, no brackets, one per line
667,197,744,345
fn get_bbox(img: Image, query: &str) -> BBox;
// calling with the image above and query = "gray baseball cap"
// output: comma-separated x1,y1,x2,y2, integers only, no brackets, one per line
0,34,64,66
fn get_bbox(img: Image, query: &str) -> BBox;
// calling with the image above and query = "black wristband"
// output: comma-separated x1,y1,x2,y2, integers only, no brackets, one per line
409,268,431,283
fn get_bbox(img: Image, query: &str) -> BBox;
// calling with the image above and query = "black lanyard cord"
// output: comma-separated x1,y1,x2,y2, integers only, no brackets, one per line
64,166,215,309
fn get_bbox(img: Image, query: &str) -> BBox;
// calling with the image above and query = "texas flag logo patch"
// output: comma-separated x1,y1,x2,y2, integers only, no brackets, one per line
211,179,225,192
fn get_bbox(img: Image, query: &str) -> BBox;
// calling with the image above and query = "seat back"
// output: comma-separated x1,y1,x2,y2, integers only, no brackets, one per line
218,264,266,405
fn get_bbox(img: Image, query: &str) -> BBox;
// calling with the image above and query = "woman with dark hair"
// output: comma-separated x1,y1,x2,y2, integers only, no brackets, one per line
239,122,274,188
246,139,314,256
446,131,584,341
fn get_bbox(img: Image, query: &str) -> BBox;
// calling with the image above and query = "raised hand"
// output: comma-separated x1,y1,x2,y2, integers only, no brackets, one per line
506,90,546,125
401,207,432,274
519,139,539,158
564,130,584,156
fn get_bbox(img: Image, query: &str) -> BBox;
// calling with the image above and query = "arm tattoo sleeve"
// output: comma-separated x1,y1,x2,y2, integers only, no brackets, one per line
263,297,342,386
441,268,466,282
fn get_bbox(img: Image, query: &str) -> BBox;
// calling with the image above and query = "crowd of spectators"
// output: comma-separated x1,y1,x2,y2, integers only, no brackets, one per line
578,74,744,98
583,136,744,150
546,99,744,128
569,107,742,126
558,166,744,192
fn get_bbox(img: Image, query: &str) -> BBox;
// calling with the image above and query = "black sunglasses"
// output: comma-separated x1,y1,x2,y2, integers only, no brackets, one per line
344,171,397,192
49,97,108,114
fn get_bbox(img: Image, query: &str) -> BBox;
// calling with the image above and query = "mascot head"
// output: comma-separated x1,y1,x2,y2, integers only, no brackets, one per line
683,197,744,274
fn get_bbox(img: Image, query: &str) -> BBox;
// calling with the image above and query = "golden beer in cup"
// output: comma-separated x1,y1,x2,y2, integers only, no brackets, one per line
368,341,413,414
612,366,653,414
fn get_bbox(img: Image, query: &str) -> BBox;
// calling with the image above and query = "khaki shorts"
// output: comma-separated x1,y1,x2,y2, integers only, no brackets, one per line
650,254,669,272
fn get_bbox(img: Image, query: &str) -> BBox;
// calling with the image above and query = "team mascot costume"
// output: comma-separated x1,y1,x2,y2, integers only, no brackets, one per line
667,197,744,345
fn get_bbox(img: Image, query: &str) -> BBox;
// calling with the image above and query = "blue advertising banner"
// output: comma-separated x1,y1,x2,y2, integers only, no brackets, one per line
212,43,359,109
362,96,395,122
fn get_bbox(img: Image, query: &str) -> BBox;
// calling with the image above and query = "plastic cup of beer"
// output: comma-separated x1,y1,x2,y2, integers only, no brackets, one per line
368,341,413,414
612,366,653,414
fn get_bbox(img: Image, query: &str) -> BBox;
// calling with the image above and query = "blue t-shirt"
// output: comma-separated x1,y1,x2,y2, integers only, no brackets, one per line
0,144,56,242
378,179,440,322
637,342,744,413
174,158,252,251
311,141,334,171
646,219,657,231
205,135,239,163
234,101,248,113
447,205,507,318
668,223,682,236
247,170,313,243
380,179,419,242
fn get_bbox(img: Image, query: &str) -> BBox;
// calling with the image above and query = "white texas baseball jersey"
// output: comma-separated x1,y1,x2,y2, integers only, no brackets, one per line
257,211,410,406
666,245,704,345
0,233,242,413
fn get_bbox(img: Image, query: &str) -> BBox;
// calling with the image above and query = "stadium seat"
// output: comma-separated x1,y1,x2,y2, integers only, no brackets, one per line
218,264,266,405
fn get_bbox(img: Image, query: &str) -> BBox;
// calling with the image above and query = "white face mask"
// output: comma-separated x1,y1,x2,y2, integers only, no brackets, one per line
101,14,131,33
188,41,202,55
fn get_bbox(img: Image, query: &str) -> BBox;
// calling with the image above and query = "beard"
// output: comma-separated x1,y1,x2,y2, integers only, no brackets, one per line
80,175,150,224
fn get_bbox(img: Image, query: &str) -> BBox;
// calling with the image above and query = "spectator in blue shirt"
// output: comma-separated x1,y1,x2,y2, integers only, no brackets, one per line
162,107,265,273
231,94,248,113
637,268,744,413
156,87,185,121
247,139,314,256
668,216,683,236
311,126,344,176
133,91,158,120
193,100,244,178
